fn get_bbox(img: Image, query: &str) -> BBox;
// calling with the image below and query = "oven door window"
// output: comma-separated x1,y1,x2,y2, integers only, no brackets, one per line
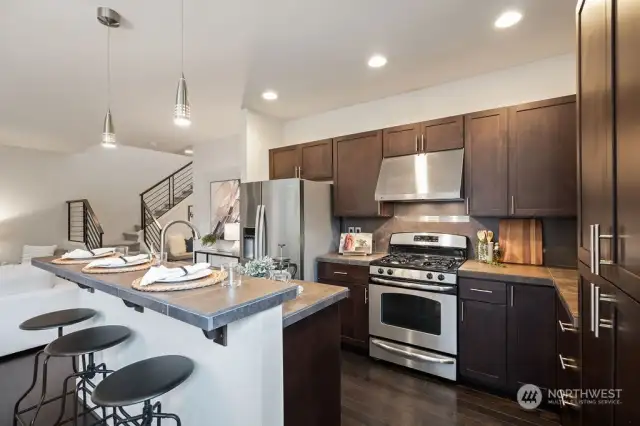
380,292,441,335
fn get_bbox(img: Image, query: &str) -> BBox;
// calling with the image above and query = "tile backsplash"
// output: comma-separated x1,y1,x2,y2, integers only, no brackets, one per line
342,202,577,268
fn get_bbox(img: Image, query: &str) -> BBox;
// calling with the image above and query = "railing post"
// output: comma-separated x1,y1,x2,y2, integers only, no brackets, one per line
82,202,88,249
67,202,71,241
169,175,174,209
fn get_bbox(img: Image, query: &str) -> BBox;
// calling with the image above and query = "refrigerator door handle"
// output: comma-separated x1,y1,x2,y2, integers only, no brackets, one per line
258,204,266,258
254,205,261,259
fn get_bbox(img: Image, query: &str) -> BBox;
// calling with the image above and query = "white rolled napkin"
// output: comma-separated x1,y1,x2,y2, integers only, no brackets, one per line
87,254,153,269
139,263,211,286
62,247,116,259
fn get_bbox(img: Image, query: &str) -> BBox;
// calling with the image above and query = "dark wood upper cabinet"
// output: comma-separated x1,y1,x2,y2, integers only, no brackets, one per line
577,0,615,269
421,115,464,153
333,131,392,217
506,283,556,392
382,123,420,158
299,139,333,181
465,108,509,216
459,299,507,389
269,145,300,180
508,96,577,217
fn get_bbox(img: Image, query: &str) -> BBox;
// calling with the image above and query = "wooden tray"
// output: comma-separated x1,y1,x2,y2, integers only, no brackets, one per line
131,270,228,292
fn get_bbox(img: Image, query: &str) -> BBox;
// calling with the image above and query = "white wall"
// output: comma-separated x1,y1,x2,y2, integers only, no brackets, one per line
192,135,242,253
155,193,194,242
243,109,283,182
283,53,576,144
0,145,189,263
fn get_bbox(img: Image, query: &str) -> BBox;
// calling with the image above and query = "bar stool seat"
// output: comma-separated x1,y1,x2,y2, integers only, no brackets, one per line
19,308,97,331
45,325,131,357
92,355,194,407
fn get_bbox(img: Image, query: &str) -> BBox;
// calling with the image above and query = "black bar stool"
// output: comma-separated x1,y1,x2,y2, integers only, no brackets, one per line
91,355,194,426
48,325,132,426
14,308,97,426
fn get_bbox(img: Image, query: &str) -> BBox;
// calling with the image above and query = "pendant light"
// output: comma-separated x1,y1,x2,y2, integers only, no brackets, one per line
174,0,191,127
97,7,120,148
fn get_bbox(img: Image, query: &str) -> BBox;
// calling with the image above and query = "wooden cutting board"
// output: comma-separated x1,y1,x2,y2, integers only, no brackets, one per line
498,219,543,265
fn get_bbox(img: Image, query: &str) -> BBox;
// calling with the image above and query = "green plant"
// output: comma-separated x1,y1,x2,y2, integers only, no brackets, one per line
241,256,275,278
201,233,217,247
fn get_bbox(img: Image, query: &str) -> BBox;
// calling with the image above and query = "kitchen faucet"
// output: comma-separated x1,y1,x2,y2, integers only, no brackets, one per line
159,220,201,263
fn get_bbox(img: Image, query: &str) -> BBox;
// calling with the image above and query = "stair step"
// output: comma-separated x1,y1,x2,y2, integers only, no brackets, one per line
133,224,142,232
123,232,139,242
105,241,140,252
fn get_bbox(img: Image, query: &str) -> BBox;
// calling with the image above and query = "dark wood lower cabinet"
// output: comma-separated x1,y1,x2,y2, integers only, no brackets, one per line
319,279,368,349
613,286,640,425
459,299,507,388
284,303,341,426
556,298,580,426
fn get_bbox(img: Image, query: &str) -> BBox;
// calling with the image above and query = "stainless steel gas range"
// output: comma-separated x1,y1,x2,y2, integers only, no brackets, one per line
368,232,467,381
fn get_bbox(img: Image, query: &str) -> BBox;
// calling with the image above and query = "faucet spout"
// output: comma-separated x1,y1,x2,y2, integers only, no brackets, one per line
159,220,201,263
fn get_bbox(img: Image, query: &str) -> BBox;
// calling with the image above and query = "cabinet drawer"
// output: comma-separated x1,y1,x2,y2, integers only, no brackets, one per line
459,278,506,304
317,262,369,283
557,298,579,358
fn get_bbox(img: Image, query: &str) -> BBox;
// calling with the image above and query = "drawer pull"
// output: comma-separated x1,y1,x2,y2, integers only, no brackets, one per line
560,393,580,409
599,318,613,329
333,271,348,275
559,354,579,370
558,320,578,333
470,288,493,294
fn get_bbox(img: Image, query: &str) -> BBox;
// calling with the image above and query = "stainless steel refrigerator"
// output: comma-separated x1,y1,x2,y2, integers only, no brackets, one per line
240,178,338,281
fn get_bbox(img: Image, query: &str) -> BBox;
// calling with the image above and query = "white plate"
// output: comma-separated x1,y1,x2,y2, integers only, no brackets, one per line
94,257,152,269
156,268,213,283
64,250,116,260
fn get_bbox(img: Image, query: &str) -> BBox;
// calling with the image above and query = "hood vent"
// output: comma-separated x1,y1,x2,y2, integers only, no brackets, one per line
375,148,464,202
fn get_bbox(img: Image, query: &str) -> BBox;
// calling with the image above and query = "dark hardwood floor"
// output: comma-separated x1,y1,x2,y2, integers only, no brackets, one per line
1,348,560,426
341,350,560,426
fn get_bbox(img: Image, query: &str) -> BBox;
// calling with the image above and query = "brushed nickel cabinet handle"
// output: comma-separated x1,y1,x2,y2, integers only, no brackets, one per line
470,288,492,294
511,196,515,215
461,301,464,322
421,134,425,152
558,320,578,333
589,224,595,274
333,271,348,275
590,282,595,333
364,288,368,304
510,286,514,307
415,134,419,152
559,354,579,370
594,285,600,338
466,197,470,215
560,393,580,409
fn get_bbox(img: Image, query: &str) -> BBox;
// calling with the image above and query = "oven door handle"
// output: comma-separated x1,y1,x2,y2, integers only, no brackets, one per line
371,339,455,364
370,277,454,292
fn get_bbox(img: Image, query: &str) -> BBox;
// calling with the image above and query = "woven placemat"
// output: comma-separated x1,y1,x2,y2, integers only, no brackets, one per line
82,260,154,274
51,254,118,265
131,270,228,292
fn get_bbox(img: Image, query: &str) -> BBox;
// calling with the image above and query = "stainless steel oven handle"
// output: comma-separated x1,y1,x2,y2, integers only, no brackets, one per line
371,339,455,364
370,277,454,292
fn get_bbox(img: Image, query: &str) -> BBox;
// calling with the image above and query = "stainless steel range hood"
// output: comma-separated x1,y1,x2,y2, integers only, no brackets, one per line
375,148,464,202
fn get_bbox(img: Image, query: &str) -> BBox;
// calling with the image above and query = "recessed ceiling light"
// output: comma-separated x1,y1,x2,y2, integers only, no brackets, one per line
494,10,523,28
368,55,387,68
184,148,194,155
262,91,278,101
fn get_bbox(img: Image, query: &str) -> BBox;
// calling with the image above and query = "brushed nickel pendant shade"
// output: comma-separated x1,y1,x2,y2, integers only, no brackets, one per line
174,0,191,127
98,8,120,148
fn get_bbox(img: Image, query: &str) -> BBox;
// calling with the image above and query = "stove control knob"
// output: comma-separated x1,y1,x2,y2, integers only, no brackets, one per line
437,274,445,281
426,273,433,280
377,268,384,274
387,269,393,275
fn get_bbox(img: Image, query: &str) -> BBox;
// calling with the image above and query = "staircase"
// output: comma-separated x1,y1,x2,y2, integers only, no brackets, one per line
140,162,193,252
66,199,104,250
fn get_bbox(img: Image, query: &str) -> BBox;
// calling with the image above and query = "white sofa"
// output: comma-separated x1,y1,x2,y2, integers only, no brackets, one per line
0,263,81,357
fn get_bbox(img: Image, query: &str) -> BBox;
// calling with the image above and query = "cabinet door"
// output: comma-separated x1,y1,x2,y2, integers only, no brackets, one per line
464,108,509,216
459,299,507,389
614,287,640,425
506,284,556,392
612,0,640,301
508,96,577,217
580,273,614,426
270,146,300,180
421,115,464,153
577,0,614,269
333,131,391,217
299,139,333,181
382,123,420,158
319,280,368,349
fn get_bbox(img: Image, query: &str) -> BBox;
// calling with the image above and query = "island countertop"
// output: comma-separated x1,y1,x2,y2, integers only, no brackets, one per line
282,281,348,328
32,257,299,333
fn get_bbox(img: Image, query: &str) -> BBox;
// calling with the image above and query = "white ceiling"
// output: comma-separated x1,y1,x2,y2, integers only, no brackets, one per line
0,0,576,153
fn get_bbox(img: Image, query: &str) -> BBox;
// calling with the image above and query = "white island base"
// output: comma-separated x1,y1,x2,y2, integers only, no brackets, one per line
76,289,284,426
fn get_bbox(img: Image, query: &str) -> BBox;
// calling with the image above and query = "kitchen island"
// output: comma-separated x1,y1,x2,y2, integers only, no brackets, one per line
32,257,347,426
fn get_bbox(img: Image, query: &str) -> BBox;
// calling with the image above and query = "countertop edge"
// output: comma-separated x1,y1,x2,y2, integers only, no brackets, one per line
32,258,299,332
282,288,349,328
316,253,385,266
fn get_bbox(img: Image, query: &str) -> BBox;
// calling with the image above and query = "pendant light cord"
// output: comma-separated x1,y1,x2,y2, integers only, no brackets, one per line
181,0,184,73
107,25,111,109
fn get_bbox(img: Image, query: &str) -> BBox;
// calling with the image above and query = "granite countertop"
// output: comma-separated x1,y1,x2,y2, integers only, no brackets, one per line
460,260,579,324
316,252,387,266
282,281,349,328
33,257,298,332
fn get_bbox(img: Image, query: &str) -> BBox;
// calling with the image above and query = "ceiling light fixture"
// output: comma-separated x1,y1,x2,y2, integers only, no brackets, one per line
262,91,278,101
98,7,120,148
494,10,523,28
368,54,387,68
184,148,194,155
174,0,191,127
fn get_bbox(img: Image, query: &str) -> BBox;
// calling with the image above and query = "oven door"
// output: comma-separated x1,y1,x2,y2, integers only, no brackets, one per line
369,282,457,355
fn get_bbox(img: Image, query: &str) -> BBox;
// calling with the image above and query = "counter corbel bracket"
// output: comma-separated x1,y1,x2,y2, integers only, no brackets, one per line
122,300,144,313
75,282,95,293
202,326,227,347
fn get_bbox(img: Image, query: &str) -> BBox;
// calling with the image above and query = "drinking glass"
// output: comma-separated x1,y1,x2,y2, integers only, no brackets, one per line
269,269,291,283
221,262,242,287
115,246,129,257
154,252,168,267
